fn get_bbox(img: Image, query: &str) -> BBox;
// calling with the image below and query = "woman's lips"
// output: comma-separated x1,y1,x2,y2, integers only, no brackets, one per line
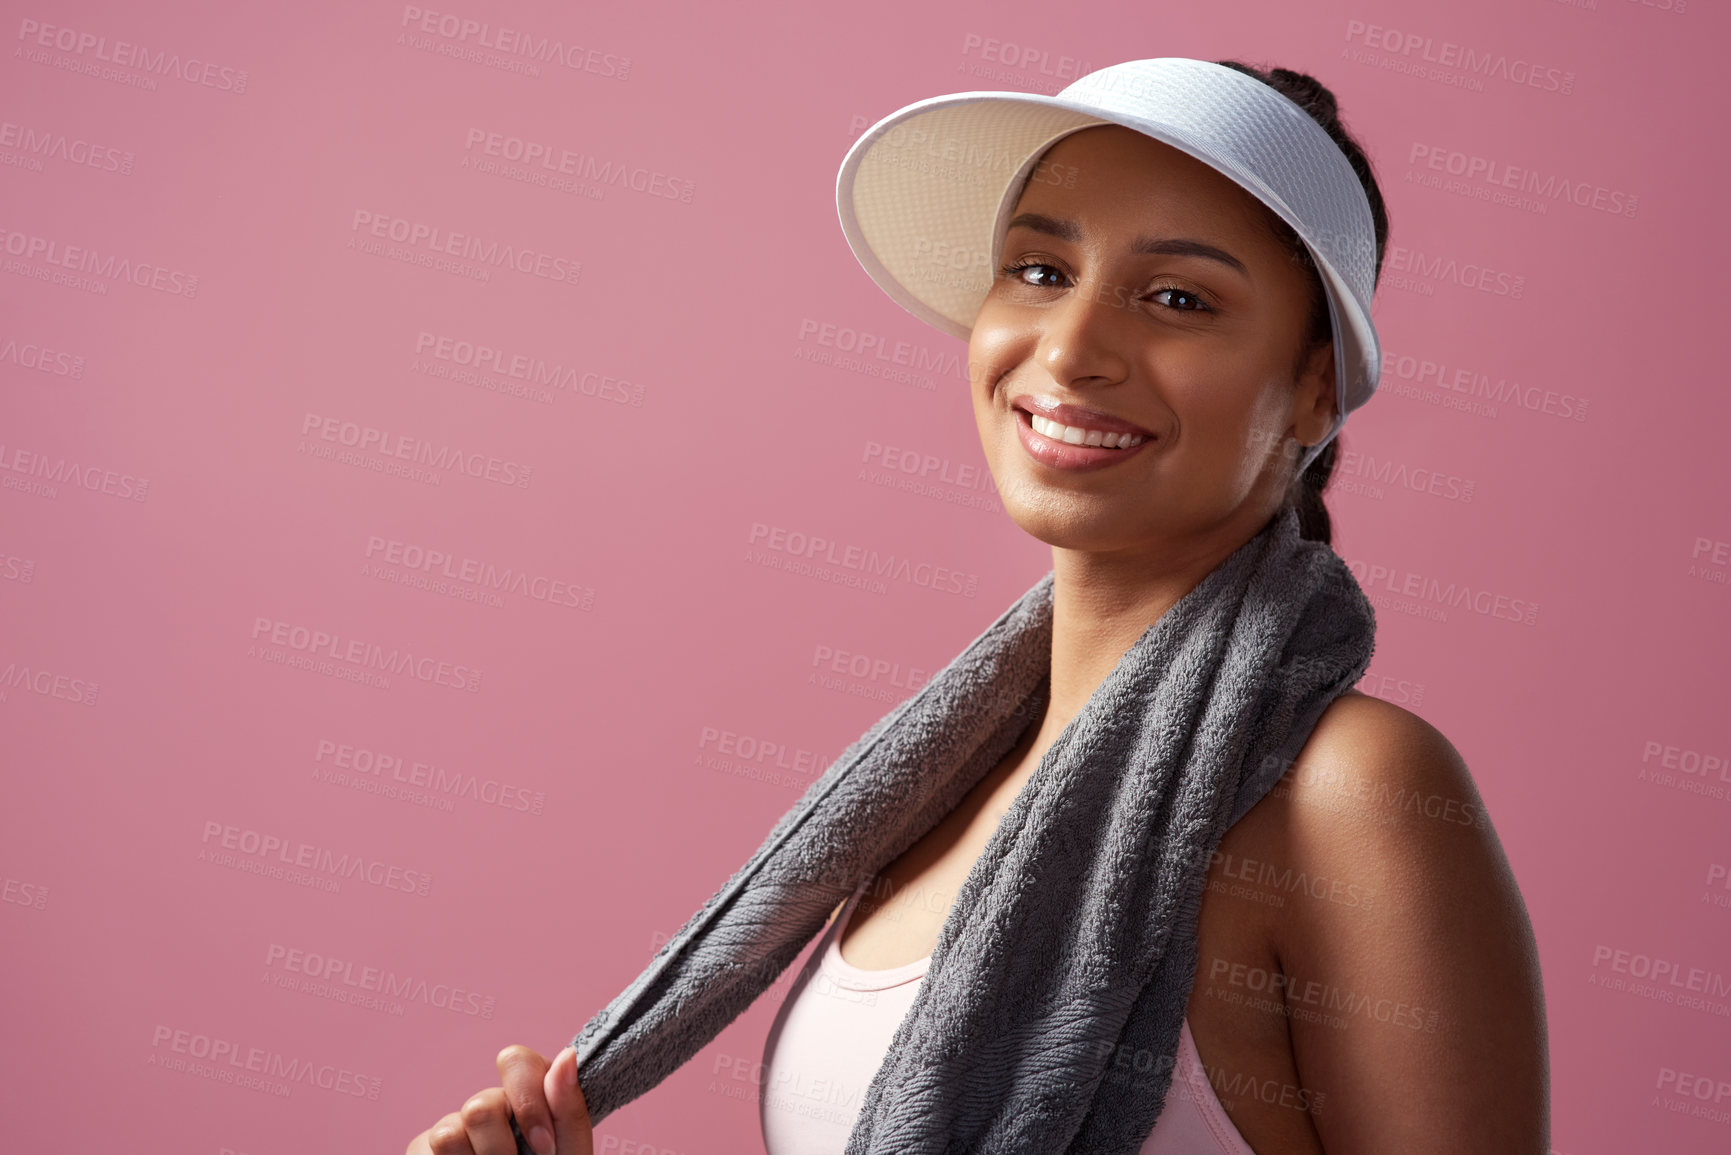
1013,406,1155,472
1014,397,1153,436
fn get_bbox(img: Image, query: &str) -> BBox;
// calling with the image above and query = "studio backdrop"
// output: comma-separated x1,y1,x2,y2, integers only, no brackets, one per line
2,1,1726,1153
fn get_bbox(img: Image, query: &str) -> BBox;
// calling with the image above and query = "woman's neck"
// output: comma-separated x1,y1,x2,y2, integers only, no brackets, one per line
1044,511,1276,731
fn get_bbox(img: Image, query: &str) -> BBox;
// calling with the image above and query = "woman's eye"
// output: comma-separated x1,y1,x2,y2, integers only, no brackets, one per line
1151,287,1209,312
1002,260,1064,287
998,262,1212,314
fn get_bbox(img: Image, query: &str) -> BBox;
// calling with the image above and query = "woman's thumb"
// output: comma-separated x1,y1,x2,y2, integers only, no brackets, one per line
544,1046,593,1155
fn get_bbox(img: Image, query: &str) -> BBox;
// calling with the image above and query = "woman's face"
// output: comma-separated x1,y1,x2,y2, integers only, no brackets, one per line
969,124,1337,561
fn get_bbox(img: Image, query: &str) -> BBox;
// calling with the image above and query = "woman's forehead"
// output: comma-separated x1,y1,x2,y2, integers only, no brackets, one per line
1008,137,1276,252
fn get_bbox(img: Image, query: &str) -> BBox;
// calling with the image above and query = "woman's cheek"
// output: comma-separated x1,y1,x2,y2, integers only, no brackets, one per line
967,326,1013,390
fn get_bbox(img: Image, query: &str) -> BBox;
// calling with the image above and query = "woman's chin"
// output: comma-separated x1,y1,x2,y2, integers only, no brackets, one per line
998,498,1174,554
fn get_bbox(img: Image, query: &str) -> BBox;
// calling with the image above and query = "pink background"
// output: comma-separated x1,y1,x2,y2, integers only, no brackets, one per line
3,1,1727,1152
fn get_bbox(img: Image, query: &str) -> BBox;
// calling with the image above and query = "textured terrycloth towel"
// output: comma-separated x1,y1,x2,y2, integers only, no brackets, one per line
517,504,1376,1153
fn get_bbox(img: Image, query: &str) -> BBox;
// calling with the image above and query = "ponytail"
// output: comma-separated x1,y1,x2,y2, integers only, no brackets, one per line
1214,60,1390,547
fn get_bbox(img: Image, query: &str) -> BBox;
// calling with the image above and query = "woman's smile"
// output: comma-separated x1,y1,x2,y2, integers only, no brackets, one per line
1013,403,1156,472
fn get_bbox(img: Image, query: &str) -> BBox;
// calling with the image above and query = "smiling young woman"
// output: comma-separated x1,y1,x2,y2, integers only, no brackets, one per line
799,92,1548,1155
406,58,1548,1155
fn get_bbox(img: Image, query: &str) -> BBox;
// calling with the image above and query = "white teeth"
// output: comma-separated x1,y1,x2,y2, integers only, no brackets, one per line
1029,413,1146,448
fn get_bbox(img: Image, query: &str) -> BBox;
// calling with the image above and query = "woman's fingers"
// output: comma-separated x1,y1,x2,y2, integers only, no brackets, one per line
403,1120,454,1155
405,1044,587,1155
496,1045,556,1155
413,1086,515,1155
544,1046,595,1155
457,1086,524,1155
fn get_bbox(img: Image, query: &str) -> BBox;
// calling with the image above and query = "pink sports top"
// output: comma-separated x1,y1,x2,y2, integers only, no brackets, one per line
759,877,1258,1154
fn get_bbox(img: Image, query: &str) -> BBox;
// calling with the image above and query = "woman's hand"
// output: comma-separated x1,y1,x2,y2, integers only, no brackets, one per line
404,1043,592,1155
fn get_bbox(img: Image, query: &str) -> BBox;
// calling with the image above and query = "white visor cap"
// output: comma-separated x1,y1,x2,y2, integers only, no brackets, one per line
835,57,1382,474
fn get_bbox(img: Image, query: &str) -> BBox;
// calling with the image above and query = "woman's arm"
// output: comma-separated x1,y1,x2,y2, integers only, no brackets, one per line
1273,695,1550,1154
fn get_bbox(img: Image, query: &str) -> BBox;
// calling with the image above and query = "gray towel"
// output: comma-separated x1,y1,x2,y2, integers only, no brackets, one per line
517,504,1376,1153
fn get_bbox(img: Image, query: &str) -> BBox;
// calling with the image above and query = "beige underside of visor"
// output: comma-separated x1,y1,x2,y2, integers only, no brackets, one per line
848,101,1109,337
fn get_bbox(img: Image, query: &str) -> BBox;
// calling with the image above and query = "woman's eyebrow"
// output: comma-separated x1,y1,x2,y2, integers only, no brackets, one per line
1005,212,1250,279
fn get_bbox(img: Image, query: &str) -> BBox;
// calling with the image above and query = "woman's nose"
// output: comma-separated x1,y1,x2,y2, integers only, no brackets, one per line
1033,275,1134,389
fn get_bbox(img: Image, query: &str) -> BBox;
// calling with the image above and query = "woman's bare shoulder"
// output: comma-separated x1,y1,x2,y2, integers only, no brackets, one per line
1273,688,1493,831
1265,689,1516,945
1247,689,1550,1153
1233,689,1492,867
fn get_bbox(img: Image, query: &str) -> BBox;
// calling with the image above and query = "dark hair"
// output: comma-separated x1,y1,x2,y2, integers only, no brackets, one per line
1212,60,1390,546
